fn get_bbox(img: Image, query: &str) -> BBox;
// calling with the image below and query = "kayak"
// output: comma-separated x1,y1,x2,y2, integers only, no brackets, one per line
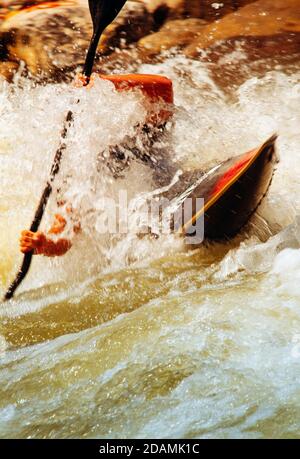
162,134,278,244
97,75,278,244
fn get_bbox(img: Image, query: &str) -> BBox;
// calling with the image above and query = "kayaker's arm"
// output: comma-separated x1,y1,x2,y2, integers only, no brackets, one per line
20,230,72,257
19,212,80,257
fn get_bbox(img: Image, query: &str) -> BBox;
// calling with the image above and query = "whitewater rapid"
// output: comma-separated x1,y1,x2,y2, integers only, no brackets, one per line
0,56,300,438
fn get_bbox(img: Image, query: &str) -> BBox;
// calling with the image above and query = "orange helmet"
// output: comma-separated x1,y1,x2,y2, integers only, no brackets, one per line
100,74,174,125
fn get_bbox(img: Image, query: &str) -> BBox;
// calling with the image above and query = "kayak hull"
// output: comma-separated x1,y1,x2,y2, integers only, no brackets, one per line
202,135,278,240
165,134,278,243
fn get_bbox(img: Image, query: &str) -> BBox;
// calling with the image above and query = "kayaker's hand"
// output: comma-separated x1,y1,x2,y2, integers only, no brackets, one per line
48,213,67,235
74,73,95,89
19,230,47,255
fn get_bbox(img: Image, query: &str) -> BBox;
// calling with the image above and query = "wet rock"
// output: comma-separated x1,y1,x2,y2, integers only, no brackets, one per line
142,0,183,17
138,1,260,58
0,0,152,79
181,0,257,21
139,18,207,57
0,60,19,81
98,1,153,53
0,1,92,78
185,0,300,61
1,0,298,83
141,0,257,20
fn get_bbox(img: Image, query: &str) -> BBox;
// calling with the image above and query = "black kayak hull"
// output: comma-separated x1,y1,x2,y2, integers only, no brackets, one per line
163,134,278,244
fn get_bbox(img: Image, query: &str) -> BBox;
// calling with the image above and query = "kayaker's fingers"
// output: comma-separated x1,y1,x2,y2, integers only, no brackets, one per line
86,73,96,89
20,239,31,247
20,246,31,254
20,244,31,250
20,240,33,253
19,233,32,243
74,73,95,89
20,236,33,244
51,214,67,232
21,230,34,237
74,73,89,88
20,231,36,243
19,231,47,253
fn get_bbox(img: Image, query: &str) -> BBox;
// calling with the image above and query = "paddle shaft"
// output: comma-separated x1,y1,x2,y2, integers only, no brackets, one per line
4,111,73,300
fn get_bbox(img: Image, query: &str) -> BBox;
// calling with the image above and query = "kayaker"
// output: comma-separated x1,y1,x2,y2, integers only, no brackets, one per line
19,73,175,258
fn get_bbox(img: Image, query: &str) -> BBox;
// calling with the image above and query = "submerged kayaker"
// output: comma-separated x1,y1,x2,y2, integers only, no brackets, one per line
19,73,176,258
18,77,278,259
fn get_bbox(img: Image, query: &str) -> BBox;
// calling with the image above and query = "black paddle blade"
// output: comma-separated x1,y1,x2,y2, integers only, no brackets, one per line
83,0,128,78
89,0,128,32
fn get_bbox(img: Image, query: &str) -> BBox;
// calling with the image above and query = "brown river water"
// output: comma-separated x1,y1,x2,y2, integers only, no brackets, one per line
0,54,300,438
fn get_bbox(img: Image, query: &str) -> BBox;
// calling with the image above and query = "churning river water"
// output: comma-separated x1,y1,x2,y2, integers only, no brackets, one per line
0,55,300,438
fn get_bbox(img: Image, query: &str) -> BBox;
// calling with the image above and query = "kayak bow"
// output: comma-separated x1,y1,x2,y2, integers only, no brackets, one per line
167,134,279,243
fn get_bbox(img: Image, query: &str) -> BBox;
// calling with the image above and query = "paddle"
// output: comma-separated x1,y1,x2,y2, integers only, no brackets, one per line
4,0,128,301
83,0,128,80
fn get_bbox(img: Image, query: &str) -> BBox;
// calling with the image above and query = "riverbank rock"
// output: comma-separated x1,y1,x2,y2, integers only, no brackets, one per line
182,0,258,21
141,0,257,20
0,0,299,83
0,1,92,78
0,0,152,79
184,0,300,61
97,1,153,53
0,1,61,25
138,0,268,58
139,18,207,57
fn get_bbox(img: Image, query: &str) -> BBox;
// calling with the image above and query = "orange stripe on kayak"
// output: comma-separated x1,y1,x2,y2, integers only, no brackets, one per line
211,149,256,195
